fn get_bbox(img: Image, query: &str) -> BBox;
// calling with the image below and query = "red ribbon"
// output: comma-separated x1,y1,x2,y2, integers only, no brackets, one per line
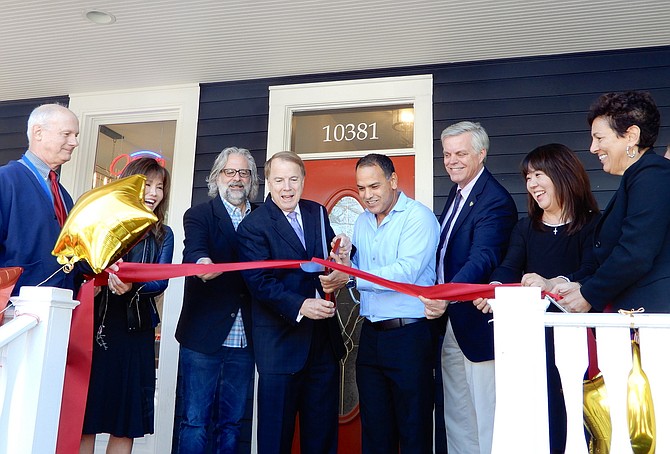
310,257,520,300
56,280,94,453
56,258,517,452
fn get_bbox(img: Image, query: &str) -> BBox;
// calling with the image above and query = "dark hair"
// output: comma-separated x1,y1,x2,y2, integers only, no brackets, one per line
521,144,599,235
587,91,660,149
355,153,395,178
119,158,171,243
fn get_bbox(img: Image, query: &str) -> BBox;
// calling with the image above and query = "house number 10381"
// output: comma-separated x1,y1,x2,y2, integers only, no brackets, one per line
322,122,379,142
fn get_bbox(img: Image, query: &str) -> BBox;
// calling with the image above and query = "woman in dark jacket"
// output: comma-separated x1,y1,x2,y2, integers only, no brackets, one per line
474,143,600,453
81,158,174,454
555,91,670,313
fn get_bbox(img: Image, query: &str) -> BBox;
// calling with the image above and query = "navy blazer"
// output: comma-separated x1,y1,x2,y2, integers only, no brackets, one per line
439,168,517,362
236,195,345,374
0,160,77,294
581,150,670,312
175,197,255,354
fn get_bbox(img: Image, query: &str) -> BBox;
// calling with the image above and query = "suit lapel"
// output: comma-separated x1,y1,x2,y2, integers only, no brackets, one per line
266,195,307,257
439,186,458,225
16,162,54,209
450,168,491,238
301,201,323,259
212,197,238,247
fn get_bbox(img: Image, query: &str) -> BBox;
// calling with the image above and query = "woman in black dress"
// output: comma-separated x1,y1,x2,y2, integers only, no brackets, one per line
81,158,174,454
474,143,600,453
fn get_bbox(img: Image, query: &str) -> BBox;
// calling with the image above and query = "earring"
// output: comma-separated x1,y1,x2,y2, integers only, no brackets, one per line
626,145,637,159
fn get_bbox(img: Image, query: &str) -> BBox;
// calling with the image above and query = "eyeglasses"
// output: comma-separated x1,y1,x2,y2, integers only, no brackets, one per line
222,168,251,178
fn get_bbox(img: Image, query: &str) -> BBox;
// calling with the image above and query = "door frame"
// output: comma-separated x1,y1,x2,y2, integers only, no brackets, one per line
266,74,433,209
65,84,200,454
264,75,433,453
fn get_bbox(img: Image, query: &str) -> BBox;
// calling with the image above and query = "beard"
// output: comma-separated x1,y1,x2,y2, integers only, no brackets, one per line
221,182,250,206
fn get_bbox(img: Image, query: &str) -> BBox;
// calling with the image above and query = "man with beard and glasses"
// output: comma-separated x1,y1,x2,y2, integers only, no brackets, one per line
175,147,259,453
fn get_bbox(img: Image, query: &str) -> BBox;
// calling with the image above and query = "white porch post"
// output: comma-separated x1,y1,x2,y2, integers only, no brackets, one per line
489,286,550,453
1,286,79,454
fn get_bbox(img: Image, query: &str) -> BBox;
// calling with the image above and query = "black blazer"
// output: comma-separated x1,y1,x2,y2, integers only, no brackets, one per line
439,168,517,362
581,150,670,312
175,197,255,354
236,195,345,374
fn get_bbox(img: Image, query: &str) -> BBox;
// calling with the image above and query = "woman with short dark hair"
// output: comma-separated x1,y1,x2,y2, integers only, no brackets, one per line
555,91,670,313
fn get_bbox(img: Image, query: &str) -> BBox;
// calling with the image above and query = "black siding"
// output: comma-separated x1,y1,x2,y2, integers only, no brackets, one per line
196,45,670,216
0,96,71,165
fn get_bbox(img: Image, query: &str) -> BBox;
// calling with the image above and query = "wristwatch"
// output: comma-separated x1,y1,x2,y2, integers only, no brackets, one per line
345,275,357,289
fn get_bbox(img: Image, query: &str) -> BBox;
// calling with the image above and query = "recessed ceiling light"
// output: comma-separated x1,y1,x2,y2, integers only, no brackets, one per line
84,9,116,25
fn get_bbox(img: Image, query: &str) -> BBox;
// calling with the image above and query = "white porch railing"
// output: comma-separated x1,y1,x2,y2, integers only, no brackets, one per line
490,287,670,454
0,286,79,454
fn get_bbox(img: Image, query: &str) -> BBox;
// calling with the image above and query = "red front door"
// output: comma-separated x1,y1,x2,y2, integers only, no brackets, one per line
288,155,415,454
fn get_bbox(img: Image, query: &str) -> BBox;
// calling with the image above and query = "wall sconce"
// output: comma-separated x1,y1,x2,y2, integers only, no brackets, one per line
392,108,415,147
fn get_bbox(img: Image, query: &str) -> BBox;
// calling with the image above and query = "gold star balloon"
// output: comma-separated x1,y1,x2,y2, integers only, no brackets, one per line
52,174,157,274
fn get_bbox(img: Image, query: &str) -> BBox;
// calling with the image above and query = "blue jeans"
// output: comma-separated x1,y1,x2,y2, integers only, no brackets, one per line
178,345,254,454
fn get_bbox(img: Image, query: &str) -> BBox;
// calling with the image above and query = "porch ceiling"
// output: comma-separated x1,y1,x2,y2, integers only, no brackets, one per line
2,0,669,101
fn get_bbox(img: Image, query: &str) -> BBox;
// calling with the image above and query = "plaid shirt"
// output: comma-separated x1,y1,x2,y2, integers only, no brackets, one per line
221,197,251,348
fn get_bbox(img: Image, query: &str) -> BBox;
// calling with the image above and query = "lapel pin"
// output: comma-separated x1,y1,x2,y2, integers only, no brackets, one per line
469,201,474,207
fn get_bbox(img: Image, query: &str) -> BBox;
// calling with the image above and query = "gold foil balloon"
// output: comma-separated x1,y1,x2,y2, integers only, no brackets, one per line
584,373,612,454
0,266,22,324
628,337,656,454
52,175,157,274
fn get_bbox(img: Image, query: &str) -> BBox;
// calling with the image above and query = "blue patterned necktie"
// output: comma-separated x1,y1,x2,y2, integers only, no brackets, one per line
288,211,306,248
438,190,462,257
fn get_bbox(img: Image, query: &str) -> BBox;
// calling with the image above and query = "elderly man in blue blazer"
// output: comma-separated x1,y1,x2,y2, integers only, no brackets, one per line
436,121,517,454
237,151,348,454
0,103,80,294
176,147,259,453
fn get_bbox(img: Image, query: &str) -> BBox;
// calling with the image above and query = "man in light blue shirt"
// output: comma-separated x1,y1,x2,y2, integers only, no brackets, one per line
348,153,440,453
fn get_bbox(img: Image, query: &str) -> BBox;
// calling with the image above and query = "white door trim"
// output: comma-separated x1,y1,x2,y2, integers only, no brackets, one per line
66,84,200,454
267,74,434,209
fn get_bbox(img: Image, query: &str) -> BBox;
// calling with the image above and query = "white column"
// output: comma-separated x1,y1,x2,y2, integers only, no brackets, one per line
5,286,79,454
490,286,549,454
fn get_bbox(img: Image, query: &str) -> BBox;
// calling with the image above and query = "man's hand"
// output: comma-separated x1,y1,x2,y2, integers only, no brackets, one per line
196,257,222,282
331,234,352,266
418,296,448,319
320,270,349,294
299,298,336,320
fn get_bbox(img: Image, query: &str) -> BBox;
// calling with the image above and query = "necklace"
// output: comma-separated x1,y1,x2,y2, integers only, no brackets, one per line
542,220,567,236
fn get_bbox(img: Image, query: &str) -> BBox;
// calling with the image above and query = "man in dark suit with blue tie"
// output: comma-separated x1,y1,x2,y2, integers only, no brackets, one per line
436,121,517,454
176,147,259,453
236,151,348,454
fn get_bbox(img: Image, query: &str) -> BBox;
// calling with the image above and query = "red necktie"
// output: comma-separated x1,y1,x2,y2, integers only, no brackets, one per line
49,170,67,227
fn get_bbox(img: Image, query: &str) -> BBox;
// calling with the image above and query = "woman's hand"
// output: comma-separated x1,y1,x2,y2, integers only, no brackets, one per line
552,282,592,312
108,272,132,296
520,273,552,291
473,297,492,314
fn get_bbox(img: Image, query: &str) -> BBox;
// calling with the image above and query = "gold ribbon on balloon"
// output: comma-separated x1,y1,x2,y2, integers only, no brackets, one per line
584,372,612,454
52,175,158,274
627,331,656,454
